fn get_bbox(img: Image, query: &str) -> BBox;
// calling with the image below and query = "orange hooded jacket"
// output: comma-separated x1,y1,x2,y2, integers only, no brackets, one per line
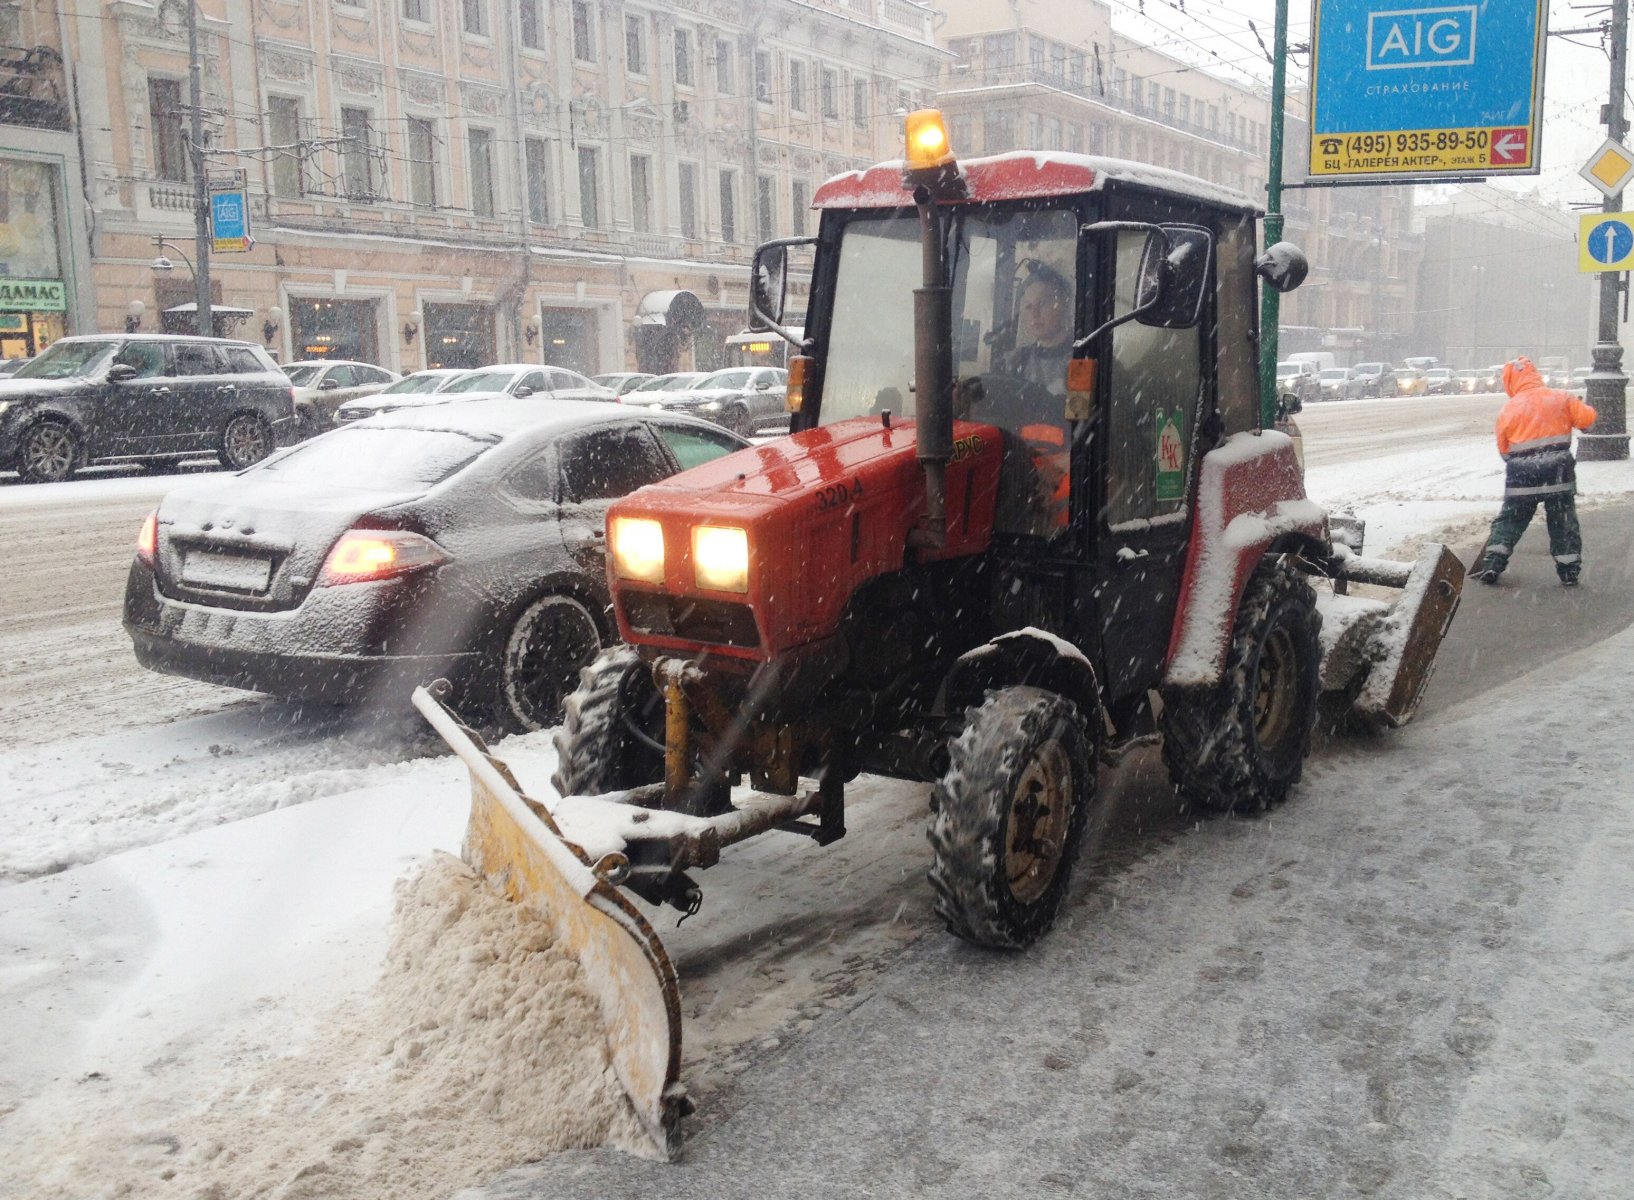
1495,358,1597,458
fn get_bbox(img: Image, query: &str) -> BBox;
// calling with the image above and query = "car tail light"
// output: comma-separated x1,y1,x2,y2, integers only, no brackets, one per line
136,510,158,567
318,529,450,586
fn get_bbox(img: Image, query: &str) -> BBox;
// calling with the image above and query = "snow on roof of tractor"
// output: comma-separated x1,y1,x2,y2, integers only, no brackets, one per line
812,151,1259,214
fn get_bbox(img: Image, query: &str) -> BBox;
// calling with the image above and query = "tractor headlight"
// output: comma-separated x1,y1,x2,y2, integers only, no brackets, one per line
611,517,665,583
692,525,748,593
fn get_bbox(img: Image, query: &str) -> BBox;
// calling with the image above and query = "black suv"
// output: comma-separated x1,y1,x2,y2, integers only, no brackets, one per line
0,335,296,483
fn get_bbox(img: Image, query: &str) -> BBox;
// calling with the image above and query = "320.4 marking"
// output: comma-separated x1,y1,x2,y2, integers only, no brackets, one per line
816,478,865,510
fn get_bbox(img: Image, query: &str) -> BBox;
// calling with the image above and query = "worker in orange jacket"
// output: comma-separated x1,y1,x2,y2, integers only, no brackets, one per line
1473,356,1597,586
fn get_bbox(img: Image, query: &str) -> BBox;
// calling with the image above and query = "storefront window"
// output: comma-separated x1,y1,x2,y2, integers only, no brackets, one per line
538,307,597,375
289,298,382,363
0,159,67,358
424,302,496,369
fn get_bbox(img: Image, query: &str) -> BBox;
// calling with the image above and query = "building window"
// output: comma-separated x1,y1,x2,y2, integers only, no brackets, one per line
983,112,1013,151
408,116,436,208
1164,87,1175,119
790,180,807,236
625,15,645,74
756,174,775,240
678,162,698,239
789,60,805,112
674,29,693,87
754,50,771,103
719,169,736,243
984,32,1015,71
341,107,375,199
268,95,303,197
579,147,601,228
468,127,494,216
1179,94,1191,125
461,0,486,37
820,68,838,120
1050,45,1066,83
149,78,188,182
525,136,549,224
853,77,868,128
1128,73,1141,109
1070,55,1084,89
1029,35,1045,73
572,1,594,62
519,0,541,48
1112,68,1125,103
951,114,972,152
403,0,428,22
1148,80,1160,111
630,154,652,233
715,39,734,93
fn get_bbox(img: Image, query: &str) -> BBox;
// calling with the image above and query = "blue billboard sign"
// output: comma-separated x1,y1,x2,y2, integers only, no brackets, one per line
210,176,252,253
1308,1,1548,181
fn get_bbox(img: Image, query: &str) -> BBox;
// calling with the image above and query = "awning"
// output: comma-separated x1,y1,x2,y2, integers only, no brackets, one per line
164,302,255,316
633,289,706,330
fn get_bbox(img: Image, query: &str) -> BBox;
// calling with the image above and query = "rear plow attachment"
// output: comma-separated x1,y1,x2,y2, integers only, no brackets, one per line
1316,542,1465,728
411,686,688,1158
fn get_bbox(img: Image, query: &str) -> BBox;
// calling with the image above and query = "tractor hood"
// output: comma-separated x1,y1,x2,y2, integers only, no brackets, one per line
608,415,1004,660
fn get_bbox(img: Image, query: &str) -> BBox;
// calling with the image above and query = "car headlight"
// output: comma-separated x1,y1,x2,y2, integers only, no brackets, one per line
693,525,748,592
0,400,10,417
611,516,665,583
697,400,722,412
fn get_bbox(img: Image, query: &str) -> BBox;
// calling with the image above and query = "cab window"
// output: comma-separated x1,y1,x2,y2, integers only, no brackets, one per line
1107,230,1203,529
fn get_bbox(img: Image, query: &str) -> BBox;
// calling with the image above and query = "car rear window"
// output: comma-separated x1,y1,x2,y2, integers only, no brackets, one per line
257,427,496,489
224,347,267,373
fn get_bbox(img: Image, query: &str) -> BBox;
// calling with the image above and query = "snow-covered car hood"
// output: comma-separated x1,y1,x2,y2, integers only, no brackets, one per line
0,376,91,399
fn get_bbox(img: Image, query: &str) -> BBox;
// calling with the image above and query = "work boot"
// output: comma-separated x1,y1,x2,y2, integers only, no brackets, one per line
1559,567,1580,588
1473,556,1504,585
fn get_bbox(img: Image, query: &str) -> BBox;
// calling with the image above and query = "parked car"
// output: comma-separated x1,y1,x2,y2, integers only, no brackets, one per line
440,364,617,403
1567,366,1592,394
1391,368,1426,397
1422,367,1455,395
1482,365,1504,391
1347,361,1389,398
1275,360,1319,405
1317,367,1352,401
284,360,401,430
621,368,789,434
1453,369,1484,394
334,369,476,423
592,372,657,395
0,334,296,483
0,356,32,376
123,398,751,730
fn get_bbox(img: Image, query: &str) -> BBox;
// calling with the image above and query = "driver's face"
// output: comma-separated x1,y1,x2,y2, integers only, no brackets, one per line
1021,279,1072,348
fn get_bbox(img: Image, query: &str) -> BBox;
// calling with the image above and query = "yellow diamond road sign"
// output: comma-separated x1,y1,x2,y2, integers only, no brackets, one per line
1580,139,1634,199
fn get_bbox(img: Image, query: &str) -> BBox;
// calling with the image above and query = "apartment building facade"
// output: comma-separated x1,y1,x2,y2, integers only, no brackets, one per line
59,0,944,373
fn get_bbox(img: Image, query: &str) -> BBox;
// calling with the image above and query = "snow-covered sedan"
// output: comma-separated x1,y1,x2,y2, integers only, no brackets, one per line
620,367,788,435
123,398,749,730
284,360,401,430
334,368,474,423
438,364,617,403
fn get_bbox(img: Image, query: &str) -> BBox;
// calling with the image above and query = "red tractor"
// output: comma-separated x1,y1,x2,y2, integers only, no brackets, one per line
418,111,1461,1154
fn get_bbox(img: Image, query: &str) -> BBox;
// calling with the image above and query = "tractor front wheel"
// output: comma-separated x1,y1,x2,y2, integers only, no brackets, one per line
1160,557,1320,815
928,686,1095,949
551,645,665,797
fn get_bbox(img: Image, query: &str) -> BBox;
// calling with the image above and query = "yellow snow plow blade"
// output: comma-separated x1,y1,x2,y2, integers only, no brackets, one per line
412,686,686,1159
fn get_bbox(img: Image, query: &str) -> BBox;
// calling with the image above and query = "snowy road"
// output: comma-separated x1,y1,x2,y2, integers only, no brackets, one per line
3,411,1634,1197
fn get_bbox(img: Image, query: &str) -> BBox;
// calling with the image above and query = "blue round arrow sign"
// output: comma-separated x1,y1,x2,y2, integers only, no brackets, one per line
1587,219,1634,265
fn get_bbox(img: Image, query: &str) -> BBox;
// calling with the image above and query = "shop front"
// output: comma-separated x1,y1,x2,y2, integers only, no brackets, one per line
0,159,70,360
424,302,496,369
289,297,382,363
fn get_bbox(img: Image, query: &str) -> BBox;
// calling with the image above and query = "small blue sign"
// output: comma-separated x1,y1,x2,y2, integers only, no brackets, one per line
210,189,251,251
1587,220,1633,266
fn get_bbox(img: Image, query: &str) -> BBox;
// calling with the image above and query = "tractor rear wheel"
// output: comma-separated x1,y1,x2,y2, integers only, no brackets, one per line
1160,557,1320,815
551,645,665,797
928,686,1095,949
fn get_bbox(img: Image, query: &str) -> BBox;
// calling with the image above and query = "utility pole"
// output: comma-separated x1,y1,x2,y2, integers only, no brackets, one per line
1583,0,1631,460
187,0,212,337
1257,0,1290,429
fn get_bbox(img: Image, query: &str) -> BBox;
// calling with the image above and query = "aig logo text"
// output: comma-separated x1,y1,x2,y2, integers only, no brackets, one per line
1366,6,1477,70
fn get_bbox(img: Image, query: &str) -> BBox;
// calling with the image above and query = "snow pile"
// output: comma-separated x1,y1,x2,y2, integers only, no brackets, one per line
6,854,648,1199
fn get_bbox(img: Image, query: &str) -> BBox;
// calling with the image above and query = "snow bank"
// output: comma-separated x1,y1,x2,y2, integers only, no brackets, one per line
4,855,650,1199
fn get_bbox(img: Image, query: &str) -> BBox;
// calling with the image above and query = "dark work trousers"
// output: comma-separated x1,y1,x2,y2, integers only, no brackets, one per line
1479,444,1583,580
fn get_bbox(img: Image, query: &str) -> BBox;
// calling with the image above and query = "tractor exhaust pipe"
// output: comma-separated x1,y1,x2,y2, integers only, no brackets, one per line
912,185,953,548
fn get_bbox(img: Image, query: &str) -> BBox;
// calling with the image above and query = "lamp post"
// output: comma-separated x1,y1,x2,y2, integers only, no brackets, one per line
151,236,198,333
1468,263,1485,366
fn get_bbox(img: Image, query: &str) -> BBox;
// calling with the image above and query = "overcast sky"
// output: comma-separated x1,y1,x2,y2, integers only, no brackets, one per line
1105,0,1614,206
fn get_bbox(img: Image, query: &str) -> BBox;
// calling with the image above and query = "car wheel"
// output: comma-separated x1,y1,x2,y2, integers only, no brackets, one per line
17,419,78,483
498,593,603,732
219,414,273,470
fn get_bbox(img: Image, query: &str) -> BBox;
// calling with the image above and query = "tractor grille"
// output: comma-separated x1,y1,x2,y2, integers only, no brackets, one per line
621,592,760,649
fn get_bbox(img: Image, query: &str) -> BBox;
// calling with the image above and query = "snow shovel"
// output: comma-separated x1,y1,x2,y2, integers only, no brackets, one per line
411,685,687,1159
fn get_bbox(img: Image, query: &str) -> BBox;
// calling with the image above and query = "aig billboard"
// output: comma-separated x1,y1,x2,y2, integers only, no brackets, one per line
1308,1,1548,182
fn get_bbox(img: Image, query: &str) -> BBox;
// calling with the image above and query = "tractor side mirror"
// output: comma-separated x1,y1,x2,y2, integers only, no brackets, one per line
748,236,816,348
1255,241,1309,293
1136,225,1212,329
749,244,787,331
